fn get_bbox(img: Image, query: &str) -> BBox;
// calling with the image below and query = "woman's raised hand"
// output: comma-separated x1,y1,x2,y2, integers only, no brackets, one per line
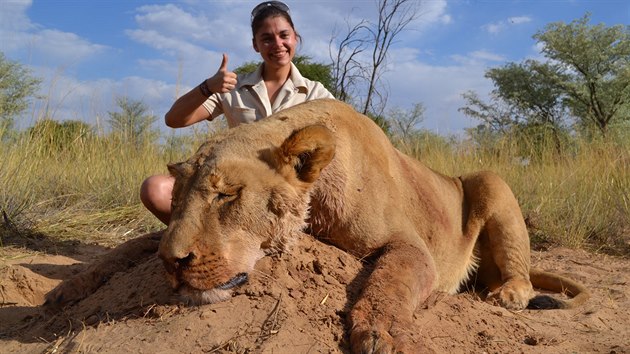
204,53,238,94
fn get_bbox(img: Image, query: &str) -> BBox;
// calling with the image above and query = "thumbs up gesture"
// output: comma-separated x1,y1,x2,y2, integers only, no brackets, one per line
204,54,238,94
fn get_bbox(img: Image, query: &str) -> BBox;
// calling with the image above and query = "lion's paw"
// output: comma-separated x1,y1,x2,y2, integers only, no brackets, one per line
349,325,427,354
350,326,397,354
487,279,535,311
44,271,103,311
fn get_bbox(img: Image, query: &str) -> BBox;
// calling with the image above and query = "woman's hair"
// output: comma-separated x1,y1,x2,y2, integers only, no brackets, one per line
250,1,301,43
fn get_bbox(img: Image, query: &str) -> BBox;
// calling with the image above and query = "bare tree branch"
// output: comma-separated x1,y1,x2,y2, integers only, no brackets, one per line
329,0,423,116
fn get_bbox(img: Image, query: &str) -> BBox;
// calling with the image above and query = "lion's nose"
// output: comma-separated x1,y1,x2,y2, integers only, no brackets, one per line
159,250,197,273
176,252,196,269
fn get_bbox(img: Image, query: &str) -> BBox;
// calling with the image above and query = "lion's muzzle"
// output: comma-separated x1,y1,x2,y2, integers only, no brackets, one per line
159,249,250,301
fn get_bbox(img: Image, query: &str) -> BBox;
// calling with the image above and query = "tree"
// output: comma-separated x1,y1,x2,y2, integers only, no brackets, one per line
107,97,158,147
366,111,391,136
0,53,41,139
292,56,334,94
460,14,629,140
534,14,630,135
329,19,370,103
485,60,571,150
329,0,422,116
27,119,94,152
234,55,335,93
233,61,259,76
459,91,520,134
389,102,425,142
486,61,569,129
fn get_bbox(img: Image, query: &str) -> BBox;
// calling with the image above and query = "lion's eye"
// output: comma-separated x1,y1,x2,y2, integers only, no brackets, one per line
216,192,233,201
215,189,240,203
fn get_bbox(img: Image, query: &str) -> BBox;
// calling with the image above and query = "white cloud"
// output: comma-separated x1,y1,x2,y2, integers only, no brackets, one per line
0,0,108,65
450,49,506,66
508,16,532,25
126,29,204,57
129,3,253,58
32,29,108,62
290,0,452,63
124,3,257,85
23,65,177,131
384,50,496,134
483,15,533,35
470,50,506,62
134,4,208,37
0,0,33,32
483,23,504,35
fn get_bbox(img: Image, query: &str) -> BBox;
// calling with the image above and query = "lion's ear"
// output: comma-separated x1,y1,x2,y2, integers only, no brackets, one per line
167,162,195,179
276,125,336,185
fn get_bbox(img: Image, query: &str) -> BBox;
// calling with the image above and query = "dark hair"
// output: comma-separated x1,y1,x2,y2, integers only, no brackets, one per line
250,3,301,43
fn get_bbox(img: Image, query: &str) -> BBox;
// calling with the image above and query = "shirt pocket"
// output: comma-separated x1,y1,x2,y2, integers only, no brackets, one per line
231,107,257,125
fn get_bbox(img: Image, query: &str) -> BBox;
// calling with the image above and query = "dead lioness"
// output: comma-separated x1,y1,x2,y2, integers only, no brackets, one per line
46,99,588,353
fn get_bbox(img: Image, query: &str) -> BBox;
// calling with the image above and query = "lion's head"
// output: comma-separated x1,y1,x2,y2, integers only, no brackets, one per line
158,123,335,304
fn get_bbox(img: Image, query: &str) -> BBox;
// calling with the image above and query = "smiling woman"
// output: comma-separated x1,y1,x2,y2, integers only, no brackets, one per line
139,1,335,226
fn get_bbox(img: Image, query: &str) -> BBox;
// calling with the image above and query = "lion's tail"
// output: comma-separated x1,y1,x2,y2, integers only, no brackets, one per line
527,267,590,309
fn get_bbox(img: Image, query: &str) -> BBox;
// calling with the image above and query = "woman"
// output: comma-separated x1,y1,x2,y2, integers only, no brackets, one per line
141,1,334,225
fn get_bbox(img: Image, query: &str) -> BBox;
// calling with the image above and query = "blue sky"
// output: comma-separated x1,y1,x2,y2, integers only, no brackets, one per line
1,0,628,134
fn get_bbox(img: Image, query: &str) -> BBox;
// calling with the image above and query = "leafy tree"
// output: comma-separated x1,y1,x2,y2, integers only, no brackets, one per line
292,56,334,94
460,14,629,140
485,60,569,129
534,14,630,135
234,55,335,93
107,97,158,147
0,53,41,139
459,91,520,134
460,88,570,156
484,60,571,151
233,61,259,75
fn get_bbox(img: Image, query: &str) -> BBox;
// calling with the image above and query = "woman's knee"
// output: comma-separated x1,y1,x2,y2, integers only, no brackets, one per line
140,174,174,206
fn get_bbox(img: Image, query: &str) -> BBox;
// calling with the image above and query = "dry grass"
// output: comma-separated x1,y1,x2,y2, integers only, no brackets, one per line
398,133,630,255
1,124,628,255
0,127,207,246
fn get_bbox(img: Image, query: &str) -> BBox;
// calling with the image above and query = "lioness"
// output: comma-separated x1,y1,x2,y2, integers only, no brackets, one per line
46,99,588,353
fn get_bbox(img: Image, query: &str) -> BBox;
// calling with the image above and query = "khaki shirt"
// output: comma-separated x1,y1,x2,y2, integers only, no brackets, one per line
202,63,334,128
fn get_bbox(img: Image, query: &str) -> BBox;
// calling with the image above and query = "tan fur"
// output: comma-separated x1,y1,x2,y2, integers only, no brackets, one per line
45,99,589,353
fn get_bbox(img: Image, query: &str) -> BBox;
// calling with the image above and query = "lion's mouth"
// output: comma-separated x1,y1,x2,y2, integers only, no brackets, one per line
171,272,249,305
216,272,248,290
172,271,249,292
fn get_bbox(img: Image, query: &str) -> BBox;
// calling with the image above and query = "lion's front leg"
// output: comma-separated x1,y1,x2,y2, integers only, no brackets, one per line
349,239,437,354
44,231,163,311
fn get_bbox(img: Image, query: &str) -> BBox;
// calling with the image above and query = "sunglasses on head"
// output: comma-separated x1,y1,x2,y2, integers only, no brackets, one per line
251,1,290,21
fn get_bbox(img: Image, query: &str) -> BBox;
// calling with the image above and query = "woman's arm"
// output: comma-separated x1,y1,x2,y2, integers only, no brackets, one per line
165,54,238,128
164,88,212,128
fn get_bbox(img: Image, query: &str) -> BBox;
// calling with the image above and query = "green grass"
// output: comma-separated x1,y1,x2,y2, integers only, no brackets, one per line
1,124,628,255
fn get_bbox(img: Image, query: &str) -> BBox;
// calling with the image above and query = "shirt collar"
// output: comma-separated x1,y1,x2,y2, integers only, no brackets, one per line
237,62,308,92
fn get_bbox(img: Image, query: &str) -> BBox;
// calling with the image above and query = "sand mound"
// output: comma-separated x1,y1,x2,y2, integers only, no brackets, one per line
1,235,628,353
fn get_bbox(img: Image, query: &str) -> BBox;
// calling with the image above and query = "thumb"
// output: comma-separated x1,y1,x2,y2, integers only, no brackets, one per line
219,53,228,71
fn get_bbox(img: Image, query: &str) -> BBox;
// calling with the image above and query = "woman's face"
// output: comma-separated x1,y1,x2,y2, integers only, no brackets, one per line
252,16,297,71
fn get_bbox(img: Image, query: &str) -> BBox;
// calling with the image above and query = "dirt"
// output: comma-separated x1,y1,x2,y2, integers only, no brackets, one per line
1,233,628,354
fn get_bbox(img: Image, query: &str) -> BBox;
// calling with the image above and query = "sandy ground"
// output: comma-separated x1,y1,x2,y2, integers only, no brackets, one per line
1,233,628,354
